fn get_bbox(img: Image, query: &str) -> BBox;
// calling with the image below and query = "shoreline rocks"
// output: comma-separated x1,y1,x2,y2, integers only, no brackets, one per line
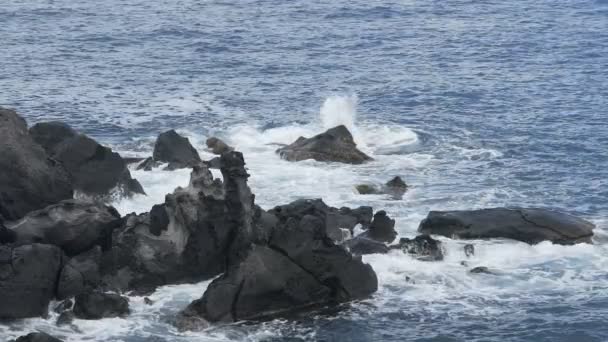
0,108,73,220
276,125,372,164
137,130,201,171
418,208,595,245
206,137,233,155
356,176,408,200
73,291,130,319
29,121,145,199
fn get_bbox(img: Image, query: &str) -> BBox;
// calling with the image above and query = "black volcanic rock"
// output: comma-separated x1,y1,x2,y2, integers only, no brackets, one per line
355,176,408,200
418,208,595,245
13,332,64,342
343,235,390,255
0,243,63,319
152,130,201,170
0,108,73,220
57,246,102,299
390,235,444,261
101,152,255,293
29,121,145,199
7,200,121,256
276,125,372,164
73,291,129,319
358,210,397,244
206,137,234,155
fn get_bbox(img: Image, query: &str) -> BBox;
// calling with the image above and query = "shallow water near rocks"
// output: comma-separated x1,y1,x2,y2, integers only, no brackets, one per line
1,0,608,341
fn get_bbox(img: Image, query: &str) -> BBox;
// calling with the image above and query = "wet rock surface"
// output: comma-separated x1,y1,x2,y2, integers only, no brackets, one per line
391,235,444,261
277,125,372,164
73,291,130,319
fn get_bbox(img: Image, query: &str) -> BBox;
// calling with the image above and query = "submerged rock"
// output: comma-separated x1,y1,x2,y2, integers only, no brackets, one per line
0,108,73,221
12,332,64,342
206,137,234,155
276,125,372,164
7,200,121,256
470,266,495,275
29,121,145,199
73,291,130,319
153,130,201,170
418,208,595,245
390,235,444,261
355,176,408,200
0,244,63,319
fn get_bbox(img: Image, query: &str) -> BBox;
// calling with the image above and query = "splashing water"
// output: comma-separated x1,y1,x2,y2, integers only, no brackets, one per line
319,95,358,131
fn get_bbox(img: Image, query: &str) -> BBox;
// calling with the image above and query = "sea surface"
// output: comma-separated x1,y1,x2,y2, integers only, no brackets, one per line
1,0,608,341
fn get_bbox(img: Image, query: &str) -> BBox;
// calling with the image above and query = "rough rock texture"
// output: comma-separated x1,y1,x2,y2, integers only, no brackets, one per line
101,152,255,293
0,244,63,319
0,108,73,220
73,291,130,319
276,125,372,164
390,235,444,261
358,211,397,244
206,137,234,155
418,208,595,245
7,200,121,256
12,332,64,342
152,130,201,170
268,199,373,241
343,235,389,255
57,246,102,299
29,121,144,199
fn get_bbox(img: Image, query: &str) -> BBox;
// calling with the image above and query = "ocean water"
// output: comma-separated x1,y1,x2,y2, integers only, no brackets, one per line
1,0,608,341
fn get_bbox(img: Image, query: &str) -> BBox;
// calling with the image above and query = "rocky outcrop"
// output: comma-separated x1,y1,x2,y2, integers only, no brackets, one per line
7,200,121,256
276,125,372,164
418,208,595,245
357,211,397,244
101,152,255,293
206,137,233,155
268,199,373,242
0,243,63,319
11,332,64,342
390,235,444,261
179,211,378,323
343,235,389,255
57,246,102,299
0,108,73,220
149,130,201,170
29,121,145,199
73,291,130,319
356,176,408,199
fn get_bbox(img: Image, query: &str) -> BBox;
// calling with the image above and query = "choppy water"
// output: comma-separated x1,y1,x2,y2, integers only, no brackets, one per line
1,0,608,341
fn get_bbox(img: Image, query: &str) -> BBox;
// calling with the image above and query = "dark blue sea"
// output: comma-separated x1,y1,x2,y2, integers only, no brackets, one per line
1,0,608,341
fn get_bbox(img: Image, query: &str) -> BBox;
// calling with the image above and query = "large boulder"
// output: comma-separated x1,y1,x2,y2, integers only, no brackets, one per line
0,108,73,220
358,210,397,244
12,332,64,342
73,291,130,319
29,121,144,199
276,125,372,164
418,208,595,245
0,243,63,319
7,200,121,256
101,152,255,293
152,130,201,170
57,246,102,299
268,199,372,242
179,212,378,324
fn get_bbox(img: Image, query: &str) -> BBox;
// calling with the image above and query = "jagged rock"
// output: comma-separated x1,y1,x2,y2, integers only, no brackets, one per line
53,299,73,313
276,125,372,164
73,291,130,319
464,244,475,257
355,176,408,200
0,244,63,319
135,157,161,171
206,137,234,155
29,121,145,199
358,211,397,244
343,235,389,255
12,332,64,342
153,130,201,170
57,246,102,299
418,208,595,245
0,108,73,220
268,199,373,241
7,200,121,256
101,152,254,293
470,266,495,275
390,235,444,261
